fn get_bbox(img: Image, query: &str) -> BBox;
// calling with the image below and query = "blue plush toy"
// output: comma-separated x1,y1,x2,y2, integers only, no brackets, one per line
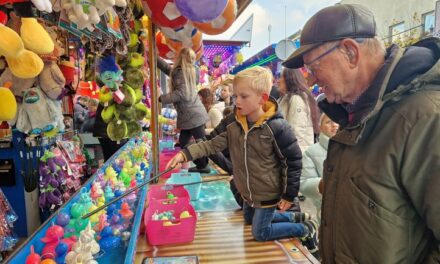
97,56,123,92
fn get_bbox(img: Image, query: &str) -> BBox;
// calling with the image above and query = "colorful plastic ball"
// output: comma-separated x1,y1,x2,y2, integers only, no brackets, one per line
41,259,56,264
166,29,202,53
160,21,194,43
193,0,237,35
74,218,89,232
142,0,187,29
175,0,227,23
70,203,85,218
55,242,68,256
55,212,70,227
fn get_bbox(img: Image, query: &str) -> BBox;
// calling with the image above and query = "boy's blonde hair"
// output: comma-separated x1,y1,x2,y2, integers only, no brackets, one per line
233,66,273,95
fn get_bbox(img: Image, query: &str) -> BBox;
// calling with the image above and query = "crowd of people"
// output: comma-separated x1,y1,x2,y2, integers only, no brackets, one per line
162,3,440,263
68,3,439,262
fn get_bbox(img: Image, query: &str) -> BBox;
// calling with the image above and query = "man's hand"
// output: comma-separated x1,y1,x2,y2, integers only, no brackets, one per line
165,152,185,170
278,199,293,212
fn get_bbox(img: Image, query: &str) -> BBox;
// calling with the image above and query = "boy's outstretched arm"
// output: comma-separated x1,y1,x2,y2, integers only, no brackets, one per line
165,131,229,170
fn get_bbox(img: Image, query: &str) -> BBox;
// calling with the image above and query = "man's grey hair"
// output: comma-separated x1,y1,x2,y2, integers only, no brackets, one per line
323,36,386,57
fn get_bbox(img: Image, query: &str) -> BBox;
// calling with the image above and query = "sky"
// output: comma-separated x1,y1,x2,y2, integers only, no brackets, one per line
205,0,341,61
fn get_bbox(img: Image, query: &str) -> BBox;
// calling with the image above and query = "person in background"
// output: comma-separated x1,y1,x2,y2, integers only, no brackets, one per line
300,113,339,221
283,3,440,262
165,66,319,257
219,78,235,107
63,115,73,130
277,68,320,152
80,98,99,133
157,48,210,173
270,72,281,100
198,88,223,134
73,96,89,131
93,103,128,161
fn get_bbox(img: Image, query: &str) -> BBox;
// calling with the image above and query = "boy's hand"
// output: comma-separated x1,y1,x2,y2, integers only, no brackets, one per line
165,152,185,170
278,199,293,212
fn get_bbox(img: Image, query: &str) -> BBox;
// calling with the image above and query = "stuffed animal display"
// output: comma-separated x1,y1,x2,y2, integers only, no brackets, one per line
97,55,147,142
0,16,66,135
56,0,127,30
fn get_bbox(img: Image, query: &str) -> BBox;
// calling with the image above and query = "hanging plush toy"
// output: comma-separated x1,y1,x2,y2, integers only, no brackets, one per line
0,82,17,122
98,55,124,104
16,87,56,135
61,0,100,30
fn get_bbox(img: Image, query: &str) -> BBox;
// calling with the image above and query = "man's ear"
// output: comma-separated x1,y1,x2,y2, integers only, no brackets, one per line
340,39,359,67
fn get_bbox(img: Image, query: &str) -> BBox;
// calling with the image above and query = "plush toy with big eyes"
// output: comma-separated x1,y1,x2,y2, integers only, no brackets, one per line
97,55,123,92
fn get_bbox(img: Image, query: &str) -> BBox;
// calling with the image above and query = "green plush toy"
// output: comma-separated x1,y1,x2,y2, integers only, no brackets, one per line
101,104,116,123
133,102,147,120
120,83,136,107
107,119,127,141
128,53,144,68
126,120,141,138
114,104,134,122
134,89,142,104
124,68,144,89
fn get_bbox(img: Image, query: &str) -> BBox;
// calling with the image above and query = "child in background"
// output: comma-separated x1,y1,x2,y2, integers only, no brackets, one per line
198,88,222,134
81,98,99,133
166,66,319,257
73,96,89,131
300,113,339,221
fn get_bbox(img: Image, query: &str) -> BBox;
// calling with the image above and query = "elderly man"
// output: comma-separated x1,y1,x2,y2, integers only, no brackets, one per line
283,4,440,263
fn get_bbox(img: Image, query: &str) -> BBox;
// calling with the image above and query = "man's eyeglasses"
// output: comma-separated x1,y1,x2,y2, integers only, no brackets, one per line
304,42,341,76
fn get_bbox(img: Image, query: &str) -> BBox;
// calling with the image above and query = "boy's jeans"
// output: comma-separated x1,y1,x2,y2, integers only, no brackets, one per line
243,202,307,241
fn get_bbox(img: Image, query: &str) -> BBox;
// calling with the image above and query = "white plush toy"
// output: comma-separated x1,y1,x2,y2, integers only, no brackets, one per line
62,0,100,30
115,0,127,7
46,97,65,132
16,87,56,135
95,0,115,15
31,0,53,13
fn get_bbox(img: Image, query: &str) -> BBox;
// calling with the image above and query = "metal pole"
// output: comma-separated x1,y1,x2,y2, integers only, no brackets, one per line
148,20,160,182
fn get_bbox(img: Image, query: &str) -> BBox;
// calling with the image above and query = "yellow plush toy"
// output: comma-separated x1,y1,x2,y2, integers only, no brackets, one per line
0,24,23,58
0,20,44,79
0,82,18,122
20,18,54,55
6,49,44,79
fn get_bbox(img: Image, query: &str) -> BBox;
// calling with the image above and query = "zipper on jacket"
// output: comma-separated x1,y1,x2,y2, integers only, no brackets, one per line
243,127,256,207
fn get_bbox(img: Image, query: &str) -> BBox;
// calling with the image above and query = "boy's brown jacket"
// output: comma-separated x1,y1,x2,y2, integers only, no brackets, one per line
181,98,302,208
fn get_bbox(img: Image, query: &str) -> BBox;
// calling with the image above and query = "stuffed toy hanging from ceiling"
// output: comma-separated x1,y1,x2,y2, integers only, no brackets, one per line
97,55,124,104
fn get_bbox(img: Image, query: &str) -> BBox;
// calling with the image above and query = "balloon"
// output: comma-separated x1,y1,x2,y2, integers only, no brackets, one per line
55,212,71,227
160,21,194,43
175,0,227,23
193,0,237,35
142,0,187,29
166,29,202,53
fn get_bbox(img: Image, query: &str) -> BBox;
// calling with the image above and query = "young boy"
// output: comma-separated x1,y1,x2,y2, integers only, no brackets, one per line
166,66,319,257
